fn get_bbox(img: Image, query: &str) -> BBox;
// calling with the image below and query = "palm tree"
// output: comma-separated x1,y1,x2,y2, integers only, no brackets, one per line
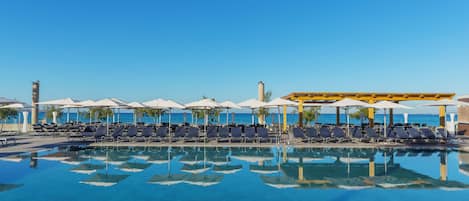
303,107,321,127
138,108,165,124
0,108,17,132
257,90,272,124
350,108,374,126
44,106,63,123
84,108,113,122
199,96,222,124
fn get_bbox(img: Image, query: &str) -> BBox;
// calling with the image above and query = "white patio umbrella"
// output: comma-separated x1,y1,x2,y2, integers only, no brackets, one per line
75,100,96,123
265,98,297,142
0,102,31,133
238,99,267,125
163,99,185,125
89,98,128,135
422,99,468,133
371,101,412,138
185,99,221,136
143,98,168,124
127,102,146,125
219,101,241,125
111,98,128,123
162,99,185,138
36,98,79,123
328,98,371,137
0,97,19,104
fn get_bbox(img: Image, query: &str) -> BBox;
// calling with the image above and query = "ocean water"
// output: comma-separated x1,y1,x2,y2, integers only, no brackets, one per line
5,112,457,127
1,146,469,201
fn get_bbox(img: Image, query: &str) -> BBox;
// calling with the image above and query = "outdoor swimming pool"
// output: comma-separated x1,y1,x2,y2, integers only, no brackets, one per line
1,146,469,201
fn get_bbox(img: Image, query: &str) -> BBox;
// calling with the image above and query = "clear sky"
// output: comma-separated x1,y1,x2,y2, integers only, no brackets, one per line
1,0,468,113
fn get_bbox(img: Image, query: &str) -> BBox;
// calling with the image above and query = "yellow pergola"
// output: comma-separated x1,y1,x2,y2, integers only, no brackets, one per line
282,92,455,129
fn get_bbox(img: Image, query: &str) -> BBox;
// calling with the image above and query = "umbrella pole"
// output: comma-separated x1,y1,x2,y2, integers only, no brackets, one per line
251,109,254,125
277,106,281,144
67,108,70,123
384,109,387,138
106,113,109,135
226,109,229,126
76,108,80,123
112,109,115,123
204,110,208,142
89,110,92,124
345,107,350,137
117,108,120,123
168,108,172,141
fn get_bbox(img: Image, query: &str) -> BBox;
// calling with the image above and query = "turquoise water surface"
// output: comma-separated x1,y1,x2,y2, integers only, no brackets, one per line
1,146,469,201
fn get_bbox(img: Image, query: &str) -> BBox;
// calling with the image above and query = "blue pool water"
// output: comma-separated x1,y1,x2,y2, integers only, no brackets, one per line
1,146,469,201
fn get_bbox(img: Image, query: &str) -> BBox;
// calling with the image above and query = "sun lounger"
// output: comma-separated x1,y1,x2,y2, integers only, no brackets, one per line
244,127,256,143
293,127,308,142
364,127,380,143
124,126,138,142
141,127,155,142
305,127,320,142
94,126,107,142
230,127,243,143
185,127,200,142
257,127,272,143
174,126,186,141
105,126,123,142
319,127,332,142
420,127,437,141
332,127,350,142
155,127,168,142
407,127,422,140
217,127,230,142
206,126,218,141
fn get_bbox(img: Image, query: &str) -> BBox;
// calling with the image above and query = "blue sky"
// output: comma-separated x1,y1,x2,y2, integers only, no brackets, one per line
0,0,468,113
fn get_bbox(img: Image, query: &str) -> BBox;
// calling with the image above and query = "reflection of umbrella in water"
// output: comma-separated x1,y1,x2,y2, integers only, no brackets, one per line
180,153,205,165
101,152,131,166
147,154,172,164
327,177,374,190
34,152,71,161
231,148,274,163
0,184,23,192
369,176,433,189
61,155,87,165
249,165,279,174
118,162,151,173
148,147,188,186
0,154,29,163
459,164,469,176
338,157,368,164
149,174,187,186
261,175,300,189
206,154,230,166
437,180,469,191
181,164,212,174
70,164,106,174
185,174,223,187
213,164,243,174
80,173,129,187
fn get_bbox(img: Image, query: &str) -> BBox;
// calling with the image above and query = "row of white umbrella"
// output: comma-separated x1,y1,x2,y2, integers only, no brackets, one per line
2,96,467,136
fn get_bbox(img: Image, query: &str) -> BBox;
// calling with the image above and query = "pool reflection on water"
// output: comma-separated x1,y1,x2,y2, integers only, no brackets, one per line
2,146,469,201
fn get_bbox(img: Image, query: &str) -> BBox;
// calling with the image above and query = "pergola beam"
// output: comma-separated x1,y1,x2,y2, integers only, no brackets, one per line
284,92,455,128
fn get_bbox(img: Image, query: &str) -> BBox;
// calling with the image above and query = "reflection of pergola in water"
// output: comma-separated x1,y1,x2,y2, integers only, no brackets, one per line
264,151,468,189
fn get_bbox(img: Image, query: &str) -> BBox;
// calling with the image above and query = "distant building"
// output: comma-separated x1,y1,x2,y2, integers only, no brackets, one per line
458,95,469,136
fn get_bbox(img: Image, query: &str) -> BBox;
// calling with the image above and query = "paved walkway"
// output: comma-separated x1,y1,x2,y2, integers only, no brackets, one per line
1,135,468,154
0,136,70,154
